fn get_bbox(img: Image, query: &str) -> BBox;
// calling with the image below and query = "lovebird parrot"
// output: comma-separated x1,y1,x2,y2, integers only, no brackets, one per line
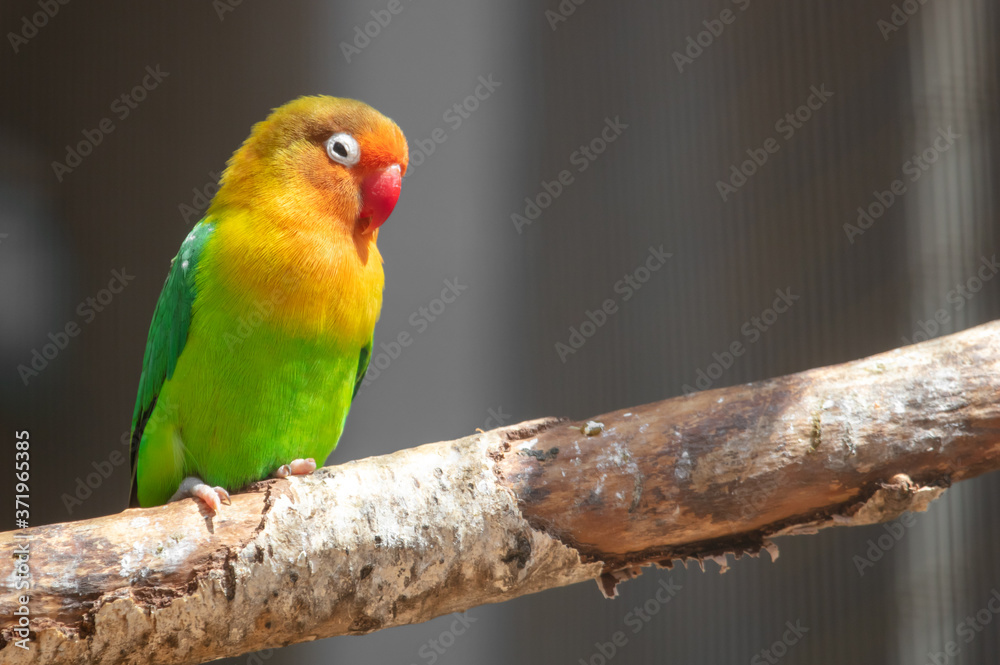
129,96,408,511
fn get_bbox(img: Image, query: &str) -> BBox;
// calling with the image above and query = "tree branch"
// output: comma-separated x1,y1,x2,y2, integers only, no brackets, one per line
3,321,1000,664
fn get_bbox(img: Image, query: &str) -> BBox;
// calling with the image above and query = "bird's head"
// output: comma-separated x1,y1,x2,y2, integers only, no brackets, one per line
211,96,408,239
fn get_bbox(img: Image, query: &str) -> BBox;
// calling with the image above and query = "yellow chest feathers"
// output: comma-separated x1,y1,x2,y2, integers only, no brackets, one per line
201,212,384,344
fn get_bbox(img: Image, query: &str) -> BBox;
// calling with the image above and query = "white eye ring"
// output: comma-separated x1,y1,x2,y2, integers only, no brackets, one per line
326,132,361,167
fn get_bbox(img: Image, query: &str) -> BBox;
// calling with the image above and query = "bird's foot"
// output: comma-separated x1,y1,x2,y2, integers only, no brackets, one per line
272,458,317,479
170,476,231,514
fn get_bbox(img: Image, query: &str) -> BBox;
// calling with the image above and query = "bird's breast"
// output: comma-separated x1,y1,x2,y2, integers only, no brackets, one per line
200,213,384,347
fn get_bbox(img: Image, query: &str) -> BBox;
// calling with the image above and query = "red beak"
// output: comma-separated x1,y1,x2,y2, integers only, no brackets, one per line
359,164,402,234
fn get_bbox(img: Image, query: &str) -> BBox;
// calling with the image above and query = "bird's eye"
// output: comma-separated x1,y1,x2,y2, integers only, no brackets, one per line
325,132,360,167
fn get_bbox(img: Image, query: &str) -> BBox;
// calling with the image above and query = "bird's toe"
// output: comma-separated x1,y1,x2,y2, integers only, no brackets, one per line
170,476,232,513
272,458,317,478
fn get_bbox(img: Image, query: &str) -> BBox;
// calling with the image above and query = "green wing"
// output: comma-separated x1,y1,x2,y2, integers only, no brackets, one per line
129,221,214,503
352,339,372,399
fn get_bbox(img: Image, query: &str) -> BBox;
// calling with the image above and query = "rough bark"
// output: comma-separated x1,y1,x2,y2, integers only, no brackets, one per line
2,320,999,664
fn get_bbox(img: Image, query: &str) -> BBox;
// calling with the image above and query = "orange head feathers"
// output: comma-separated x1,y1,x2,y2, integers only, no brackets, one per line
209,95,409,239
201,96,408,342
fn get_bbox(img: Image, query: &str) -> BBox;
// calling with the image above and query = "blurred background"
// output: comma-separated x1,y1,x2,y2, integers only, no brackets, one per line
2,1,999,663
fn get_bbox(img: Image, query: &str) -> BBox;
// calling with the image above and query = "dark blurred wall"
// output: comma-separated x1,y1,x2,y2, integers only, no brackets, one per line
1,1,998,664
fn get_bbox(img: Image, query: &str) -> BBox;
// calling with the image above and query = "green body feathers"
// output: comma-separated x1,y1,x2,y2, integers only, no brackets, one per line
130,220,372,507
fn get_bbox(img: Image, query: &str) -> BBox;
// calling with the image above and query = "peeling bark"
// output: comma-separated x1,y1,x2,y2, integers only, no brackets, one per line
2,321,1000,664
